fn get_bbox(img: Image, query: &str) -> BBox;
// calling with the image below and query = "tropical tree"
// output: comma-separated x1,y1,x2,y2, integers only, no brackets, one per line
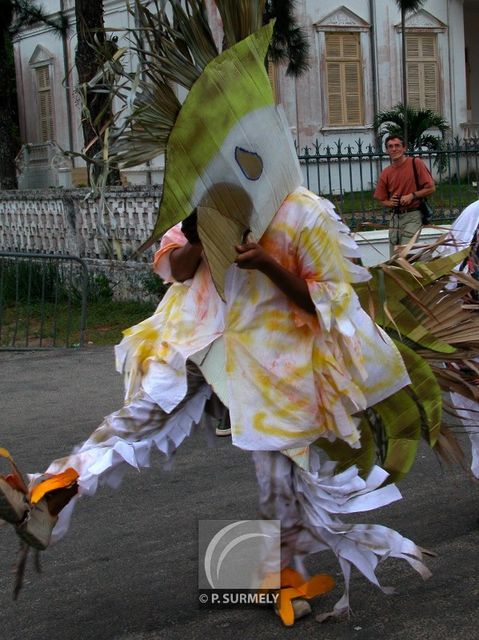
0,1,67,189
374,103,448,150
83,0,310,175
395,0,426,148
374,103,449,171
74,0,120,185
263,0,309,75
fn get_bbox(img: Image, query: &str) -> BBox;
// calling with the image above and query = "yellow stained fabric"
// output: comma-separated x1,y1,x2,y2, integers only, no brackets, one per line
116,188,409,451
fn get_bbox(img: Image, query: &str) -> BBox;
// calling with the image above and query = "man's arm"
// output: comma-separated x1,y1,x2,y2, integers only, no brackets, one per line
373,172,399,209
399,183,435,207
235,242,315,314
169,242,203,282
378,194,401,209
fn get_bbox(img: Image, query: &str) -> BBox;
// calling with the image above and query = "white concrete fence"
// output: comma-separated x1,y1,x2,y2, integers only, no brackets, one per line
0,187,448,299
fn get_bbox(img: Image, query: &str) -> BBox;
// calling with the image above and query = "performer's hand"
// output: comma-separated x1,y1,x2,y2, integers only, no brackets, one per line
181,210,201,245
235,242,315,313
234,242,274,271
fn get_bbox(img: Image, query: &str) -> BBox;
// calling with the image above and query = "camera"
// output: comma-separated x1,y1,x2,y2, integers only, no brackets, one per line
392,194,402,214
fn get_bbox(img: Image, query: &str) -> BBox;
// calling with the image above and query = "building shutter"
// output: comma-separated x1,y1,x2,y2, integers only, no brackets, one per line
406,33,439,112
326,32,363,126
36,65,55,142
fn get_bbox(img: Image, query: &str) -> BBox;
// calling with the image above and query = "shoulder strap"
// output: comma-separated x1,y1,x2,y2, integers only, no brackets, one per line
412,157,421,190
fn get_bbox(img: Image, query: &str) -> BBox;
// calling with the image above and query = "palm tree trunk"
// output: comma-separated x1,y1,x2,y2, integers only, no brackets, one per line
0,28,18,189
401,7,408,149
75,0,120,185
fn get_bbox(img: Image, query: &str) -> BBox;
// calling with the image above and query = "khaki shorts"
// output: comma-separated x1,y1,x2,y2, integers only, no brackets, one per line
389,209,422,255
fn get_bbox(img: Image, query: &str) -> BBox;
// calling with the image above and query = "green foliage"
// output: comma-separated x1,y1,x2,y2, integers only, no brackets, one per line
0,259,65,304
374,103,448,151
6,0,68,36
263,0,310,76
395,0,426,12
0,259,114,306
141,271,169,299
374,103,449,171
87,273,113,302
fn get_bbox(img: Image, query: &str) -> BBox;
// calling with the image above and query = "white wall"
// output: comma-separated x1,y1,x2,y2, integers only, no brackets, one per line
353,226,447,266
276,0,469,151
12,0,473,187
464,0,479,123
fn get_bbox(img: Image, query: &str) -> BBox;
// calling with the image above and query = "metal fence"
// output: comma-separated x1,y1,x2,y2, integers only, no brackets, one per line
297,137,479,230
0,252,88,350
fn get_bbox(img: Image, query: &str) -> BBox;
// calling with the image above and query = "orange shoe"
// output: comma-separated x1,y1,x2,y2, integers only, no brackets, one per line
17,470,79,550
0,448,79,550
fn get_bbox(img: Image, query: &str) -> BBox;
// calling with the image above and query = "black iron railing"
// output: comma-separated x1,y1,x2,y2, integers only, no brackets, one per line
297,137,479,230
0,252,88,350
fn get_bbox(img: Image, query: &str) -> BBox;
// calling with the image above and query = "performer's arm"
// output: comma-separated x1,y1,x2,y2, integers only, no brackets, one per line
235,242,315,314
168,209,203,282
169,242,203,282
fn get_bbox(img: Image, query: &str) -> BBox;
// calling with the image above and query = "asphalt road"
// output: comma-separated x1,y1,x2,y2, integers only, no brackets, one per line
0,347,478,640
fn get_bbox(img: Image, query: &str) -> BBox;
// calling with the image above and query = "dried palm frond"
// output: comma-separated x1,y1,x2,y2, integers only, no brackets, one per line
215,0,266,48
323,236,479,482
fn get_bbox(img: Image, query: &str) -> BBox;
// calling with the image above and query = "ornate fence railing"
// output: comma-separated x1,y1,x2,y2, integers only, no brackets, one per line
0,252,88,350
297,137,479,230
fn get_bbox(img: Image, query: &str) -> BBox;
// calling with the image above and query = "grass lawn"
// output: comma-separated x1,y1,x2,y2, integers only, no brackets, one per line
328,182,478,228
0,299,158,348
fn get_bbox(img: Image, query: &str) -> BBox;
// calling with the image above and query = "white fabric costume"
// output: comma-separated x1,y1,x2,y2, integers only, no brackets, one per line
437,200,479,477
43,188,431,617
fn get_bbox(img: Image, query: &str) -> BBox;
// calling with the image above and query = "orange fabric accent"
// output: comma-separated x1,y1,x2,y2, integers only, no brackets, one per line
280,567,305,588
299,574,335,599
276,570,335,626
276,587,298,626
152,243,182,273
30,468,79,504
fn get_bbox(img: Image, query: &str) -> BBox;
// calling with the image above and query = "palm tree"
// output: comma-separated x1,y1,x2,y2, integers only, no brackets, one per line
263,0,309,75
0,1,67,189
374,103,449,170
374,103,448,149
395,0,426,148
74,0,120,185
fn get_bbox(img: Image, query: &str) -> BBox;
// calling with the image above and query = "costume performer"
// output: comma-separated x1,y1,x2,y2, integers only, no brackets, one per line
0,184,430,622
1,3,477,625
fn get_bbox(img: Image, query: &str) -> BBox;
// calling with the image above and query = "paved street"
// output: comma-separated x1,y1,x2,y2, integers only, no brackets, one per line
0,347,478,640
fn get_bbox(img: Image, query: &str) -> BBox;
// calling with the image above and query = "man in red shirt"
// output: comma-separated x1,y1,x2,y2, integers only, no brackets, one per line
374,134,435,255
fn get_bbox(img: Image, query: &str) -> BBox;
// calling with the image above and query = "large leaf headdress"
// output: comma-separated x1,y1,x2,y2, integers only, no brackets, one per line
91,1,302,292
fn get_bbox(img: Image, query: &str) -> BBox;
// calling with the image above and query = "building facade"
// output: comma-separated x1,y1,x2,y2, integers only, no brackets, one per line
11,0,479,187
